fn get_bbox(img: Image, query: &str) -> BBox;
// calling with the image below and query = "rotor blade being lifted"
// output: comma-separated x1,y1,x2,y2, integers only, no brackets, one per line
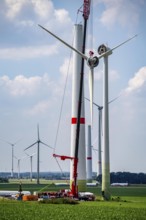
98,34,138,59
38,24,88,61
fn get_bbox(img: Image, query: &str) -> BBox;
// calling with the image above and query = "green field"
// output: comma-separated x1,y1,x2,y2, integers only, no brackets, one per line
0,181,146,220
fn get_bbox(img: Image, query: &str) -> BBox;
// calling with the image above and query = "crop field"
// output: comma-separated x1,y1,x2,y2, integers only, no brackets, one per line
0,182,146,220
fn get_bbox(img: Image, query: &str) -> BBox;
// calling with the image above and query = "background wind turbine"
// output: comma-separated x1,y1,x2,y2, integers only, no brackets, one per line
0,138,21,178
14,155,26,179
85,95,120,179
13,156,21,179
25,152,36,182
24,124,53,184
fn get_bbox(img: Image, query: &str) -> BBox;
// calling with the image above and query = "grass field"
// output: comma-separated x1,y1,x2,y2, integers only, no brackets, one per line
0,180,146,220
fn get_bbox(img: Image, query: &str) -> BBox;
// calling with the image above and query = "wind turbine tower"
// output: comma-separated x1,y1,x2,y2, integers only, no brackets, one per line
11,143,15,178
69,24,87,191
97,35,137,200
25,152,36,182
14,156,21,179
24,125,52,184
98,45,111,200
0,139,21,178
85,97,103,177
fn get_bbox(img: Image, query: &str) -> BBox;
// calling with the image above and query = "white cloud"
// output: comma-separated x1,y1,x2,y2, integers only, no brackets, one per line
5,0,26,19
109,69,120,82
54,9,71,25
98,0,142,28
0,73,53,97
26,99,51,115
5,0,53,20
0,44,58,60
32,0,54,19
16,20,34,27
4,0,72,31
124,66,146,94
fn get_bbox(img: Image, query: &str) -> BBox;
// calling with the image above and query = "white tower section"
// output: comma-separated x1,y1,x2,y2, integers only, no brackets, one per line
86,125,92,182
70,24,86,191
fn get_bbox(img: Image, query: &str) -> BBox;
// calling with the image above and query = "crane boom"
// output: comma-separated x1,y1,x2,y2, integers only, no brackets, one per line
73,0,91,197
83,0,91,19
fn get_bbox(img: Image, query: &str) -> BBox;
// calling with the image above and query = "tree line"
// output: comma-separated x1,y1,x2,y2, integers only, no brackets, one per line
97,172,146,184
0,177,9,183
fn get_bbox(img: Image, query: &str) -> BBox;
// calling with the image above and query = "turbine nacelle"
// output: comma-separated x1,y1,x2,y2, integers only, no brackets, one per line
98,44,112,56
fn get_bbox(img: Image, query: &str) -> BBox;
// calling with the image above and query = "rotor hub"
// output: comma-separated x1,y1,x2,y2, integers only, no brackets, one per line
87,56,99,68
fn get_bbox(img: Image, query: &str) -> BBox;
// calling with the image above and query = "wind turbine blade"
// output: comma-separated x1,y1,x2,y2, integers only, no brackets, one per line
92,147,98,152
108,94,121,104
37,124,40,140
98,34,138,59
92,136,98,146
85,97,101,108
40,141,54,149
21,155,27,160
25,152,36,157
38,24,88,61
13,138,22,146
89,67,94,125
25,152,30,157
0,138,21,146
92,146,98,155
24,141,38,151
0,138,12,145
31,152,36,157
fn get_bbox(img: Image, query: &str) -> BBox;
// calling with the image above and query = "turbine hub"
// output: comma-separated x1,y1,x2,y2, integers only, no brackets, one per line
87,56,99,68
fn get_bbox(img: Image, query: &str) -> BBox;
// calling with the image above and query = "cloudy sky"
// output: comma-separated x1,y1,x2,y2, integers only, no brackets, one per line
0,0,146,175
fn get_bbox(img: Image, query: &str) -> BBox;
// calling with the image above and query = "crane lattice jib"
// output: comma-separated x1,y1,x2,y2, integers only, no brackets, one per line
83,0,91,19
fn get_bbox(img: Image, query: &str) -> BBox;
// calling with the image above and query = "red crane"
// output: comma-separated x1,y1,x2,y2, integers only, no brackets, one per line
53,0,91,198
